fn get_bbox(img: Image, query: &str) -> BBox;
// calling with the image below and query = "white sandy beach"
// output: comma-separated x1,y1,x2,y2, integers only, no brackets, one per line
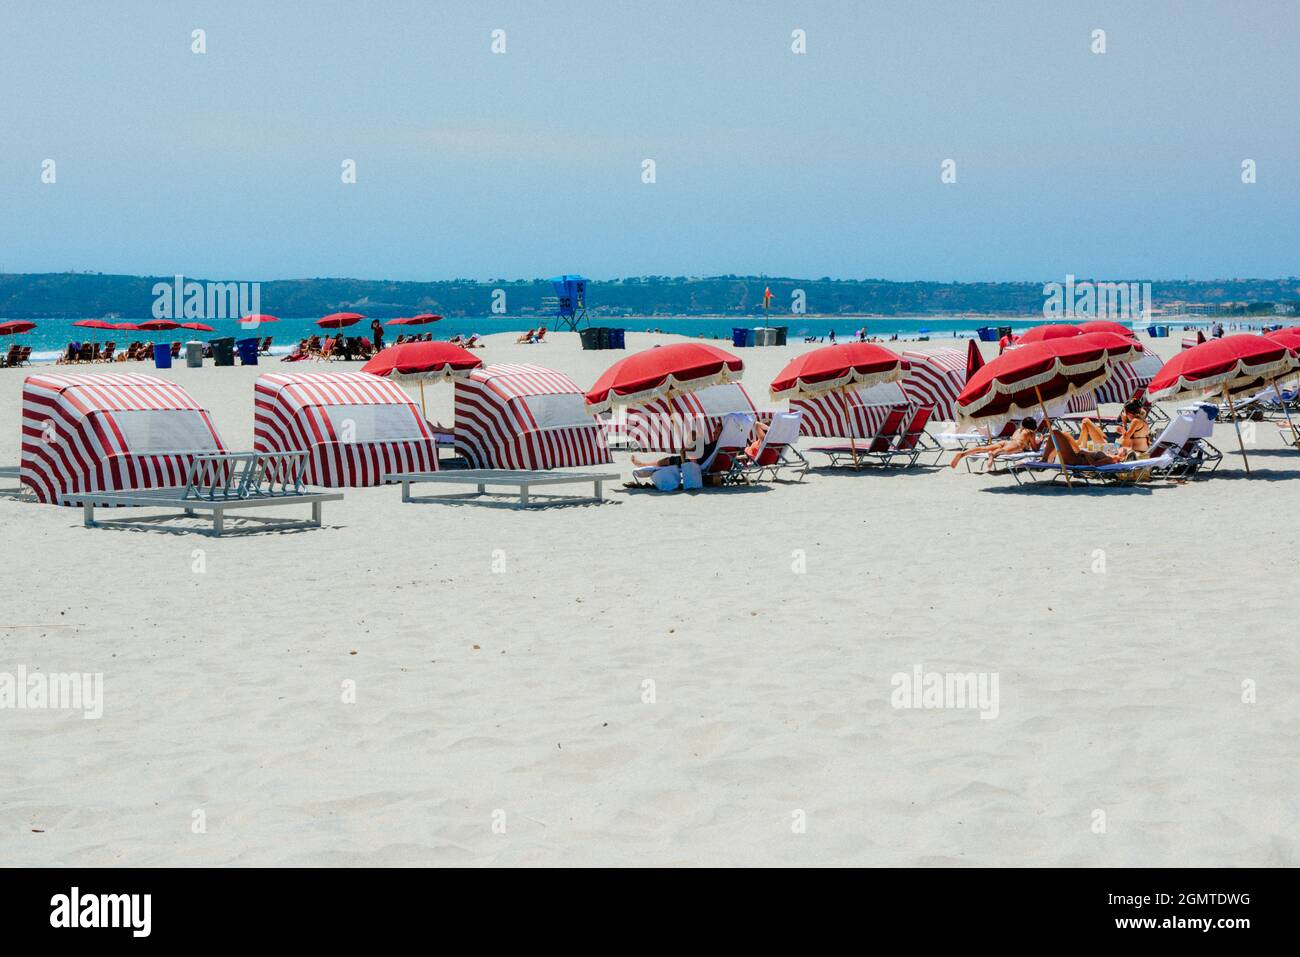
0,331,1296,867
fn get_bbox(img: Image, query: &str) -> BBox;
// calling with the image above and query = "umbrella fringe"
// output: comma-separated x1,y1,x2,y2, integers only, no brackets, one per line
955,355,1110,426
586,367,741,414
1149,355,1298,401
769,365,906,401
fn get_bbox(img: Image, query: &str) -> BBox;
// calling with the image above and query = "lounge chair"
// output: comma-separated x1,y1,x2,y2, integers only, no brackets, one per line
730,411,808,482
60,451,343,535
629,411,755,487
1007,404,1222,486
259,336,273,355
887,405,944,467
808,405,907,468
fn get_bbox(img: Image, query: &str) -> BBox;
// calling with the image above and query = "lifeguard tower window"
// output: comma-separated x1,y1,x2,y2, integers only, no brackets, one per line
546,275,590,331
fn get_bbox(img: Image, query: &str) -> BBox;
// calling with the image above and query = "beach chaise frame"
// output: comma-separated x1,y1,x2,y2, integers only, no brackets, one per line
628,411,756,487
60,450,343,535
729,412,808,483
808,405,907,468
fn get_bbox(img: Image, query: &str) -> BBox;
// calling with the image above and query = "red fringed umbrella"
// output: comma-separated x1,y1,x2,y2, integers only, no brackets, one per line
240,314,279,328
584,342,744,415
0,320,37,335
956,337,1113,484
137,320,180,332
1077,320,1137,338
387,314,442,326
1015,324,1083,343
361,340,483,416
1148,334,1298,473
1074,331,1144,363
1262,331,1300,445
769,343,908,468
318,312,365,329
180,322,215,332
73,319,114,330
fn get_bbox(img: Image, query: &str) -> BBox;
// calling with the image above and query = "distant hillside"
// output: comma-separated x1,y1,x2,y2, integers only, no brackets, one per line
2,272,1298,319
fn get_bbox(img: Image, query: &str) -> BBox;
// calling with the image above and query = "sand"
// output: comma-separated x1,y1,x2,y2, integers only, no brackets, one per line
0,331,1295,867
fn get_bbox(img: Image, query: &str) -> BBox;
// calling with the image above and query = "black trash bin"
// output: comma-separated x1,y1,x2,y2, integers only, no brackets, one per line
595,327,611,350
773,326,788,346
997,326,1013,340
211,337,236,367
578,328,600,350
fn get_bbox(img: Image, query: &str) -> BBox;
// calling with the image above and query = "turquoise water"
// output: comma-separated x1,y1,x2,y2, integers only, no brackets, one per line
5,314,1201,362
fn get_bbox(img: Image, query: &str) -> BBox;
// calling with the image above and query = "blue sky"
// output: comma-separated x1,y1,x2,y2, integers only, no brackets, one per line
2,0,1297,281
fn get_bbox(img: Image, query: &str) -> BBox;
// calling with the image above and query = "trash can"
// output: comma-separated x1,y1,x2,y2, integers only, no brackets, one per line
756,328,776,347
211,337,235,367
579,327,600,350
185,341,203,367
997,326,1013,340
595,327,611,350
977,326,997,342
732,327,750,348
607,328,626,349
773,326,788,346
152,342,172,369
236,337,259,365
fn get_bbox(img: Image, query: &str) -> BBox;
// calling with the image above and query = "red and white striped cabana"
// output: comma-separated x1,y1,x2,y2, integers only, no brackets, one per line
20,372,226,504
1066,352,1164,412
899,348,967,420
790,380,908,439
253,371,437,486
622,382,760,452
453,363,612,469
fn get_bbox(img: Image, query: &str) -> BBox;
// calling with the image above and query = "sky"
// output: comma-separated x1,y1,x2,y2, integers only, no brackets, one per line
2,0,1298,282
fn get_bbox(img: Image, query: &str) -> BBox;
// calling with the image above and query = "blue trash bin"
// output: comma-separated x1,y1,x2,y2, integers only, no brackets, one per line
607,328,626,349
153,342,172,369
732,327,749,348
976,326,998,342
236,337,259,365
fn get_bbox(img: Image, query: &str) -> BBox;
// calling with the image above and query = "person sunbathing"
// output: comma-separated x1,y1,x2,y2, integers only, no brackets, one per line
515,328,536,344
949,418,1043,469
1077,400,1150,454
1041,429,1128,466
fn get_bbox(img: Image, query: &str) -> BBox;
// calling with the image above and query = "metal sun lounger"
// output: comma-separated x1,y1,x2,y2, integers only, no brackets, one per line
59,451,342,535
384,468,620,507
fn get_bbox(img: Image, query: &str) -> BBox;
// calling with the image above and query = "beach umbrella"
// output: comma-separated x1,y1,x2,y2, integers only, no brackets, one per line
1074,331,1144,363
110,322,141,331
1147,334,1298,473
180,322,215,332
585,342,744,414
387,314,442,326
0,320,36,359
360,340,482,416
1259,331,1300,445
770,343,908,468
73,319,114,330
1077,320,1137,339
956,336,1113,484
240,314,279,323
1015,323,1083,343
965,338,985,379
137,320,180,332
318,312,365,329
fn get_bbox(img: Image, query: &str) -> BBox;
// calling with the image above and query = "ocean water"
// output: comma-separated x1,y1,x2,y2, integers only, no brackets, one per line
3,314,1204,363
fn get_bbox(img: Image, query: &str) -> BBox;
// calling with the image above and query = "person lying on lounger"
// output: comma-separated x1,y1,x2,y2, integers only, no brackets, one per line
515,328,536,343
1041,429,1130,466
631,421,730,470
1077,400,1150,455
949,418,1043,469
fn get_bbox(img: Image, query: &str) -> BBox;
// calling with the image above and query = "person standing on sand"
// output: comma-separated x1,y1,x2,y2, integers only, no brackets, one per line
371,319,384,352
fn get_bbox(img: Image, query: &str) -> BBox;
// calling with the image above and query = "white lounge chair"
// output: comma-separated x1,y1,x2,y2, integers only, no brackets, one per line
731,411,808,482
629,411,755,486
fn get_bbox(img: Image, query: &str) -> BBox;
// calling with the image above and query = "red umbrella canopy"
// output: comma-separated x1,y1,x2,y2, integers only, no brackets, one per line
137,319,180,331
110,322,141,331
1074,331,1144,362
1015,324,1083,343
385,313,442,326
180,322,215,332
1148,334,1297,401
584,342,744,413
73,319,114,329
240,314,279,324
318,312,365,329
955,337,1111,427
0,320,37,335
769,342,907,400
1264,330,1300,353
360,341,482,382
1077,320,1137,338
965,338,985,380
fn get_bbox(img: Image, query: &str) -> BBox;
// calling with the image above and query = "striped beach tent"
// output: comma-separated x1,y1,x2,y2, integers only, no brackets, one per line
454,363,612,469
622,382,759,452
1066,352,1165,412
253,371,437,486
789,380,909,439
900,348,967,420
20,372,226,504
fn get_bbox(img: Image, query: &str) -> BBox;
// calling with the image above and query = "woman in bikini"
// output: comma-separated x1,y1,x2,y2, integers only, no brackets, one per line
950,418,1044,469
1076,400,1150,455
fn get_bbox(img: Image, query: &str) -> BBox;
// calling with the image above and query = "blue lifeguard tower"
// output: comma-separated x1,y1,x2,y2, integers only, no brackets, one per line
543,275,589,330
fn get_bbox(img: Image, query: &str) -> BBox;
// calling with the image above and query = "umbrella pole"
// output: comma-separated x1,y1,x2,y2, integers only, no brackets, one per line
1271,378,1299,448
1222,384,1250,473
842,385,860,469
418,379,427,419
1035,385,1071,487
